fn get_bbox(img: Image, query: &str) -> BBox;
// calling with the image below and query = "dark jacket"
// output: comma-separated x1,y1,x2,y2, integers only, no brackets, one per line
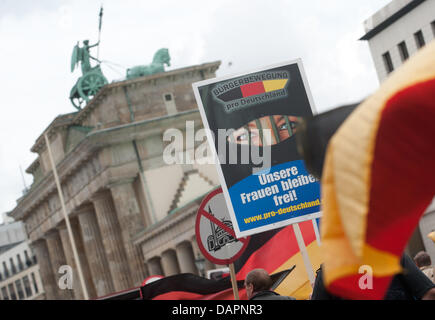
250,290,296,300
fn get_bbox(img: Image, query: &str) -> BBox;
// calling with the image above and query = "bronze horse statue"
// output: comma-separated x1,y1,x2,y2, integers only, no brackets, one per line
126,48,171,80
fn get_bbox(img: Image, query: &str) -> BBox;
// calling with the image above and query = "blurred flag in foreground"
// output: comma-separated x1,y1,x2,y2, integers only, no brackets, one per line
234,219,322,299
140,267,294,300
321,41,435,299
140,218,322,300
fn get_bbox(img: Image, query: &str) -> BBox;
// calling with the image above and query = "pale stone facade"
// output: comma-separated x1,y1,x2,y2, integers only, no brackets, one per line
0,222,45,300
0,241,44,300
10,61,222,299
361,0,435,82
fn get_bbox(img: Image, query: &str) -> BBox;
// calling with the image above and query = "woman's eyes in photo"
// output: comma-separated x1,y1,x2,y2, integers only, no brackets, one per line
236,132,249,142
235,129,259,142
279,118,297,131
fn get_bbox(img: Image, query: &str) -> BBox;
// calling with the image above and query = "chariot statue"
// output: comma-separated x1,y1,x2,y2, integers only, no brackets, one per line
68,7,172,110
69,40,108,110
126,48,171,80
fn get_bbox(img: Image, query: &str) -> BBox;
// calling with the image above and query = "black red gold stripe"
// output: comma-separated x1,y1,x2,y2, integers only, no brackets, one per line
217,79,288,102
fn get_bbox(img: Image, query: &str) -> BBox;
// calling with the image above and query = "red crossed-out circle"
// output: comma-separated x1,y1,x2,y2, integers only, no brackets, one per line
195,187,250,265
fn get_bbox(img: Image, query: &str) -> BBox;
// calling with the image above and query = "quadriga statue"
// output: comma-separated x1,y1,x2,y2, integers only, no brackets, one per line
126,48,171,80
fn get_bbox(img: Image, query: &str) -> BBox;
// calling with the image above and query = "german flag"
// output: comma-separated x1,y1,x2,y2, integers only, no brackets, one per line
321,41,435,299
140,219,322,300
140,267,294,300
234,219,323,300
217,79,288,102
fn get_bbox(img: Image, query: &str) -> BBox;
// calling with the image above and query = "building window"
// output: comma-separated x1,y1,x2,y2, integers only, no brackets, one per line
382,51,394,74
1,287,9,300
414,30,425,49
24,250,32,267
397,41,409,62
10,258,17,275
164,93,173,101
31,272,39,294
163,93,177,115
23,276,32,298
3,262,9,278
17,254,24,271
15,280,25,300
8,283,17,300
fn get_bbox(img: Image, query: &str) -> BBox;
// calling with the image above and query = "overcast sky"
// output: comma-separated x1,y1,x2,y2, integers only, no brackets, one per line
0,0,391,222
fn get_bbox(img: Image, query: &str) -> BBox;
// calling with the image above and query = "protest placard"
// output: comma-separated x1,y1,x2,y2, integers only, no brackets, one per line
193,60,321,238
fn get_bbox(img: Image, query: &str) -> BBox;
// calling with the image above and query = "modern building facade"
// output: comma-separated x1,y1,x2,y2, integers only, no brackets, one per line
0,221,44,300
361,0,435,82
361,0,435,262
9,61,222,299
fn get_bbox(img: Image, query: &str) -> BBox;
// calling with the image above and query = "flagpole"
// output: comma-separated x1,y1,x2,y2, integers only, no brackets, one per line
228,263,239,300
97,5,103,60
292,223,315,286
44,133,89,300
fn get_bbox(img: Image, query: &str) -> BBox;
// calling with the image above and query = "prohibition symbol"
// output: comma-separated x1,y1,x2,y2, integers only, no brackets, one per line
195,187,250,265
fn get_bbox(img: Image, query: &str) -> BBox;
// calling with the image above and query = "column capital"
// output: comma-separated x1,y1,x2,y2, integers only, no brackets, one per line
44,228,60,239
90,190,111,203
29,238,46,249
55,215,80,233
107,177,136,189
74,204,95,216
56,222,67,231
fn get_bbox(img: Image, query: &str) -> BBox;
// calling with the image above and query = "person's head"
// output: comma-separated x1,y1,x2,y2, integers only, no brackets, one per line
83,39,89,45
244,268,272,299
414,251,432,268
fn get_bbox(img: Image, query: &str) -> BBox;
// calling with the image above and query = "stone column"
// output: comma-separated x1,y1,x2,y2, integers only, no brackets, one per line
45,230,73,300
161,249,180,276
110,179,147,286
58,226,82,299
176,242,197,274
77,207,114,297
92,191,132,291
147,257,164,276
58,218,97,299
30,239,57,300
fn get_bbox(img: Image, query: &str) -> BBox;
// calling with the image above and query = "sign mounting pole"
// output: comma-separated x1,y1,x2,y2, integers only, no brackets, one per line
228,262,239,300
312,218,321,245
223,241,239,300
292,223,315,286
